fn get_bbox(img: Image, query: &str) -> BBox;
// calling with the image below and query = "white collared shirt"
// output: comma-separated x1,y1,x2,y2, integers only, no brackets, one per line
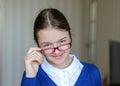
41,54,83,86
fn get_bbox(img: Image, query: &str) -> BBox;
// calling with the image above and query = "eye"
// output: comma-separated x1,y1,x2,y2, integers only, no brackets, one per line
42,43,51,48
59,40,67,44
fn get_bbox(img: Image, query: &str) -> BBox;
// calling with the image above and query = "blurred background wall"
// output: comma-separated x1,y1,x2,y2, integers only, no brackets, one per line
96,0,120,85
1,0,120,86
0,0,3,85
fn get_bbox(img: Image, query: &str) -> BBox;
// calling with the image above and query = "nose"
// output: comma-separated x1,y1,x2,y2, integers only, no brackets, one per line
53,48,61,54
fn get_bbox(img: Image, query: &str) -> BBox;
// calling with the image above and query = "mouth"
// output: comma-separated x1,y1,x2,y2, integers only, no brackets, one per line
52,53,64,59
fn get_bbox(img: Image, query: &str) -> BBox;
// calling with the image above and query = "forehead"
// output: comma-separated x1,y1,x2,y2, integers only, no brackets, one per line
37,27,69,43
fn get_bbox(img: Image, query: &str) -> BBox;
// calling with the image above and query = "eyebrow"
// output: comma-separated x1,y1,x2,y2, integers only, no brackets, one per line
40,37,67,45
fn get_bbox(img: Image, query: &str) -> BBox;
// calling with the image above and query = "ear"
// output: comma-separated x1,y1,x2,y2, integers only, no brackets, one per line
69,29,72,42
69,29,73,37
70,29,73,35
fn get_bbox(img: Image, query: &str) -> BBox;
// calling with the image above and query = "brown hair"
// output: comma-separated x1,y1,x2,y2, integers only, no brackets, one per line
34,8,71,46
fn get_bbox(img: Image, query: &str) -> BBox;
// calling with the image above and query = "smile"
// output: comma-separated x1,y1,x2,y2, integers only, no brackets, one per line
52,53,64,59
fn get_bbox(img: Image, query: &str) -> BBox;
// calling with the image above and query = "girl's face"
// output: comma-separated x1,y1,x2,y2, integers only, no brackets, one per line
37,27,72,68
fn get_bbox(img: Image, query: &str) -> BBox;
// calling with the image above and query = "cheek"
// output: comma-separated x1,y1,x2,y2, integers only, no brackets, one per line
65,50,71,56
65,48,71,53
42,53,51,58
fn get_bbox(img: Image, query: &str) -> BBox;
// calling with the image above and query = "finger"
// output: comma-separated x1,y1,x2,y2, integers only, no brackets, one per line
27,47,41,54
29,53,44,62
25,55,43,65
28,51,43,59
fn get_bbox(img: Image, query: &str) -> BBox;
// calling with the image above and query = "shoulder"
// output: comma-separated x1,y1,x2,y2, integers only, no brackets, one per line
77,62,102,86
81,62,99,70
80,61,101,75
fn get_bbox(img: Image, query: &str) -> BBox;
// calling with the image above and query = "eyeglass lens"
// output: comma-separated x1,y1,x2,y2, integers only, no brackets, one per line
42,43,71,54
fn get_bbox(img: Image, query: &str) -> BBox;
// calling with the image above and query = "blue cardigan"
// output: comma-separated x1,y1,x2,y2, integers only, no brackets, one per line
21,62,102,86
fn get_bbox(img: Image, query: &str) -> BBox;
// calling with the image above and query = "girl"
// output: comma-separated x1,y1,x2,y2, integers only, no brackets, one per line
21,8,102,86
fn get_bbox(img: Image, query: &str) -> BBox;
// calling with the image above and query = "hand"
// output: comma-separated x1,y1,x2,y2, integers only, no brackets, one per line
24,47,43,77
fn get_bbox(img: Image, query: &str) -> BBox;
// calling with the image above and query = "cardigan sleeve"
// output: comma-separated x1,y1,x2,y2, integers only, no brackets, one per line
21,72,37,86
95,66,102,86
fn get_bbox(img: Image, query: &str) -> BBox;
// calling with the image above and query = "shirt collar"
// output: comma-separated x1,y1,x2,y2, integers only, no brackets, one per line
41,54,83,77
64,54,83,75
41,57,60,77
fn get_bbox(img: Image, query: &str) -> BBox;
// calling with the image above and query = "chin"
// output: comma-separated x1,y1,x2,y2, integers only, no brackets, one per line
53,54,69,66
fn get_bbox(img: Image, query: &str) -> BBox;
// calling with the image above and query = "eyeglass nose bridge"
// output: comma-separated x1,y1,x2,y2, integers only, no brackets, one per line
53,46,61,52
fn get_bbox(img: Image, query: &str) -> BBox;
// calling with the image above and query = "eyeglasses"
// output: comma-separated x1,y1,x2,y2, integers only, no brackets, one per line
40,42,71,55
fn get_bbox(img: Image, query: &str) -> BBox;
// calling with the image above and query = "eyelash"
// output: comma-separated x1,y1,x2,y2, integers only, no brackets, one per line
43,44,51,47
59,40,66,43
